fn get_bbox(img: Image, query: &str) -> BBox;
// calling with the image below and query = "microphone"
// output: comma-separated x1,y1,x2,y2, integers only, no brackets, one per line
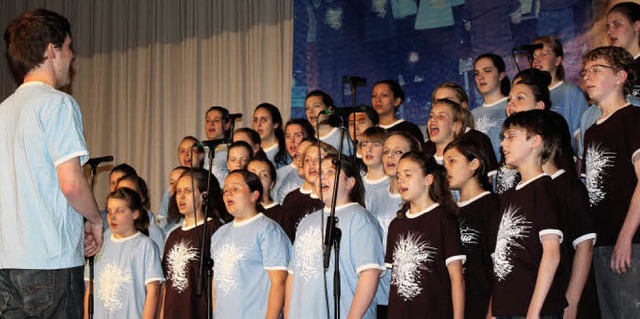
512,43,543,54
86,155,114,168
228,113,243,121
323,105,370,126
320,105,369,116
343,75,367,87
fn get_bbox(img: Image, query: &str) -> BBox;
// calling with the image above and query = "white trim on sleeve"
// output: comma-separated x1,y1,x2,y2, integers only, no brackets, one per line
54,150,89,167
356,263,386,275
572,233,597,249
445,255,466,266
264,266,289,271
631,148,640,163
539,229,564,244
145,277,165,285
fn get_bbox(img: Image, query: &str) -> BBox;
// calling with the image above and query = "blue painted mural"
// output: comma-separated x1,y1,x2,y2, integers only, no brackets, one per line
291,0,594,125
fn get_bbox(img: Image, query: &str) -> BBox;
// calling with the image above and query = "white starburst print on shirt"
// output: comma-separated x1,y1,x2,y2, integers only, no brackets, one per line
475,116,500,136
166,239,199,293
459,218,480,248
496,165,518,195
493,205,531,281
391,232,437,301
97,263,133,312
214,243,247,294
294,225,323,282
585,143,615,207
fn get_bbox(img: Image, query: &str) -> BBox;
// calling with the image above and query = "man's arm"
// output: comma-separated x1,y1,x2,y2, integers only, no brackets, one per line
57,157,103,255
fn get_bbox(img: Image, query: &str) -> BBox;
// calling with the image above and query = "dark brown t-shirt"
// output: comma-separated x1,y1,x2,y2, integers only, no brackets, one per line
281,188,323,242
457,191,499,319
490,174,566,316
162,219,220,319
583,105,640,246
385,204,464,319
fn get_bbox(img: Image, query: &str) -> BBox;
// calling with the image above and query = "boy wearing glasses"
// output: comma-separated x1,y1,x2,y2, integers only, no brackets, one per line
490,110,565,318
580,46,640,318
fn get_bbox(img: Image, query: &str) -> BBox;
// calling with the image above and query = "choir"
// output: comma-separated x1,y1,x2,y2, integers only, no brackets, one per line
5,3,640,319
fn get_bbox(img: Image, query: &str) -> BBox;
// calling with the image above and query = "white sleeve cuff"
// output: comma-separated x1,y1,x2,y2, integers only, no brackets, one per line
144,277,165,285
572,129,580,138
572,233,597,249
54,150,89,167
631,148,640,163
356,263,386,275
539,229,563,244
445,255,466,266
264,266,289,271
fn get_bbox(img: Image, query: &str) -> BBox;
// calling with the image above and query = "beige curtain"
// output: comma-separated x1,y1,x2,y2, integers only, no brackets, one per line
0,0,293,211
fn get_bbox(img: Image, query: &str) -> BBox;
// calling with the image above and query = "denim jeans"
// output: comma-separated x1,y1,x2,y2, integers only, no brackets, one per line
593,244,640,318
0,267,84,319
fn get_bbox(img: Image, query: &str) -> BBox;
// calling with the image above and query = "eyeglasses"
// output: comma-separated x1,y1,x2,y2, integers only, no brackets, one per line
579,64,618,78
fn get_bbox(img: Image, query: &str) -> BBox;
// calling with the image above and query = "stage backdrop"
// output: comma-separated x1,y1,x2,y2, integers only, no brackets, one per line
290,0,599,125
0,0,294,212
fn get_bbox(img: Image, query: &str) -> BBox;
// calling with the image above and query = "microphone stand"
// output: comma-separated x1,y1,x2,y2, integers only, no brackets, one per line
195,138,228,319
86,156,114,319
512,48,535,75
323,119,346,319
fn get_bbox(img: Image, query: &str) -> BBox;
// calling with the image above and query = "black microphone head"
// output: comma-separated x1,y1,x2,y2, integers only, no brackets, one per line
86,155,114,168
228,113,243,121
342,75,367,87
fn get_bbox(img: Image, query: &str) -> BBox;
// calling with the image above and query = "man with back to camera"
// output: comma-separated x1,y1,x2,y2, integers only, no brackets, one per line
0,8,103,318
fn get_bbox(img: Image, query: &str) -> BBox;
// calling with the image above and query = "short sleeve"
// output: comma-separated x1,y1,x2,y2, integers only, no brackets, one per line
565,177,596,249
535,181,563,243
144,239,165,285
261,222,292,271
441,212,465,266
384,220,398,267
41,95,89,166
351,212,385,275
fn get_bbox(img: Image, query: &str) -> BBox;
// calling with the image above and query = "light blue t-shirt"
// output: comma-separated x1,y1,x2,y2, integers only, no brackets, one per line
549,81,588,150
210,213,291,318
577,105,600,160
0,82,89,269
84,231,164,319
274,163,304,204
204,145,229,185
156,187,170,233
362,179,402,307
320,127,354,156
288,203,385,319
264,143,279,164
363,177,402,250
471,97,508,160
148,217,166,255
